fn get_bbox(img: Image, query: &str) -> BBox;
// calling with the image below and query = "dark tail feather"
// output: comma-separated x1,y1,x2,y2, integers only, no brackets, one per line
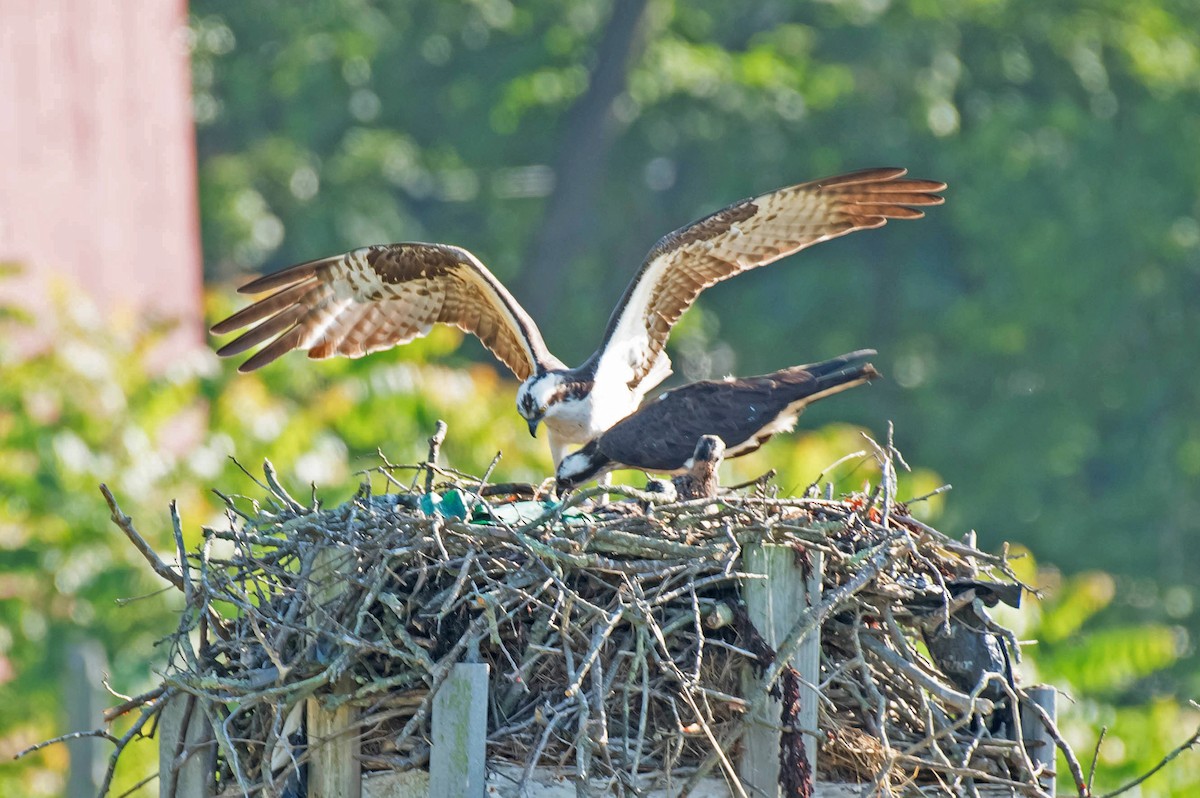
785,349,881,401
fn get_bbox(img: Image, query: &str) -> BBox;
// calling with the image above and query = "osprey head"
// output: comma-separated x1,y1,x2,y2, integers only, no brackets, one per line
516,373,560,437
554,440,610,494
691,434,726,465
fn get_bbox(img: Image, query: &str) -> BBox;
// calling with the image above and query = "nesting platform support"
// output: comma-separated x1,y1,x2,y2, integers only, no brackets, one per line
65,640,107,798
307,547,362,798
740,543,825,796
158,695,214,798
307,697,361,798
429,663,490,797
1020,685,1058,796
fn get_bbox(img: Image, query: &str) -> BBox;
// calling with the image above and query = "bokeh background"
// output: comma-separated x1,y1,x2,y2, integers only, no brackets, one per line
2,0,1199,794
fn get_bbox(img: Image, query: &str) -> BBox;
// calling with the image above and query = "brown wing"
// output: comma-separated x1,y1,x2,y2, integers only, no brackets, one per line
592,168,944,390
210,243,563,379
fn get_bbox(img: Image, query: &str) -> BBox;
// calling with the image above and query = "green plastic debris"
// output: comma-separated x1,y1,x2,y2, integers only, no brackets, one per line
439,489,471,519
417,492,441,517
417,489,474,519
475,500,558,525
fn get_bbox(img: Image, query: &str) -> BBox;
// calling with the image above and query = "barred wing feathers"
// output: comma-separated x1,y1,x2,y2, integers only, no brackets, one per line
210,243,563,379
592,167,945,392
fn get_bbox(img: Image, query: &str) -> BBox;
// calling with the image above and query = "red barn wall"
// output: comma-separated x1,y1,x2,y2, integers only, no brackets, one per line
0,1,202,343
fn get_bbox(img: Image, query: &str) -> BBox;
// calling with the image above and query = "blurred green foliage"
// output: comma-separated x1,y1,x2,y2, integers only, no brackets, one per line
998,552,1200,795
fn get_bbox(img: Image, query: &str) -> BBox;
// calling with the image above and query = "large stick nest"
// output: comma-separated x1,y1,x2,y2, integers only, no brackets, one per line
109,440,1069,797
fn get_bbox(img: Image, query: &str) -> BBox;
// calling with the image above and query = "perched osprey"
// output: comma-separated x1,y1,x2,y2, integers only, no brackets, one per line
210,168,942,464
555,350,880,491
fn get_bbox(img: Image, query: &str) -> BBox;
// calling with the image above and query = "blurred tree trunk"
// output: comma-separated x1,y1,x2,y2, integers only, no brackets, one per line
517,0,652,333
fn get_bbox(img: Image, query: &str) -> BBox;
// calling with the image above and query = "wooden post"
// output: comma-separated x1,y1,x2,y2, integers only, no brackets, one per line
430,663,490,798
740,544,824,796
64,640,106,798
159,694,215,798
1020,685,1057,797
307,547,363,798
307,697,362,798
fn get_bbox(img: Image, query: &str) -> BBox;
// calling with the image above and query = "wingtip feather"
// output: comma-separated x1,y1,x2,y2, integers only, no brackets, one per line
818,168,947,196
210,281,316,338
237,327,306,372
214,306,307,358
872,205,929,220
856,191,946,206
893,178,948,193
236,261,322,295
820,167,909,186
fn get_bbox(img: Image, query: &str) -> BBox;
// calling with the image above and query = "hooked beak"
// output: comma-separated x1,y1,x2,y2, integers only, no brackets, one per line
527,417,541,438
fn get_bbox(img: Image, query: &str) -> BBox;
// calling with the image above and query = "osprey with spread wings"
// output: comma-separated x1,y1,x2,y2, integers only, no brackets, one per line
211,167,944,465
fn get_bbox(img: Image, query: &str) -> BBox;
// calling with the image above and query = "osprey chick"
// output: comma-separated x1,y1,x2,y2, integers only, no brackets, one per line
672,435,726,500
211,169,941,464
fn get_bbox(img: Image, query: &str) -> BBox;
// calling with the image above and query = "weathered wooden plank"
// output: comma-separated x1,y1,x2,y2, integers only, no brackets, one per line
307,697,362,798
307,546,363,798
795,549,823,778
739,543,824,796
429,662,490,798
1020,685,1058,797
64,641,105,798
158,693,215,798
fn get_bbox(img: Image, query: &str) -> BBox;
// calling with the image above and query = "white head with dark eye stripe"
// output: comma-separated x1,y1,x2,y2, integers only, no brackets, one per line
516,370,599,440
516,372,562,437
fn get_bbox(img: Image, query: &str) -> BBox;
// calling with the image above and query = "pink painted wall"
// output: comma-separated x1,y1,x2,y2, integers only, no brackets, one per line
0,1,201,342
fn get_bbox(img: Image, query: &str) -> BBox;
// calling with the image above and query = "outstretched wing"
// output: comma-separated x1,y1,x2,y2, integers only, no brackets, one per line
591,167,945,392
210,243,564,379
